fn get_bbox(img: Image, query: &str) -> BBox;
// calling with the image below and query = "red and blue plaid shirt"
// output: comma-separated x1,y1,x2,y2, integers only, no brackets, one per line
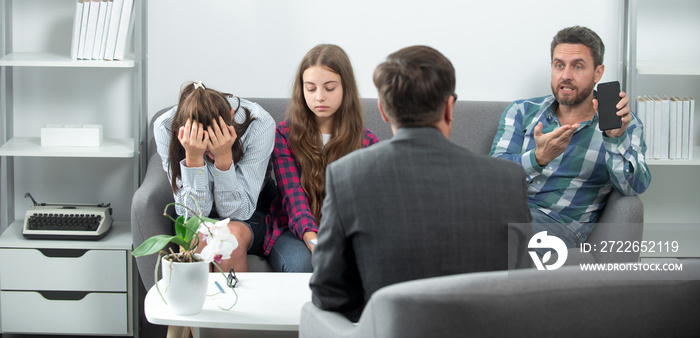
263,120,378,255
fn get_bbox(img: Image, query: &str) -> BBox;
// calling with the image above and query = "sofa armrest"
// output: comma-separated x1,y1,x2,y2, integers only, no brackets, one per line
131,153,177,290
596,189,644,224
587,190,644,263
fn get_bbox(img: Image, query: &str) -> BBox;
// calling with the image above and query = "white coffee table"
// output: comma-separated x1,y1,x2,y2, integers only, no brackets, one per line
145,272,312,338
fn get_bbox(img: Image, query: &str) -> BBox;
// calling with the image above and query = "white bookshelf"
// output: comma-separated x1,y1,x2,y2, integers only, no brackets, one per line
0,137,134,158
0,0,145,335
0,52,135,68
624,0,700,222
636,60,700,76
1,0,146,229
647,146,700,166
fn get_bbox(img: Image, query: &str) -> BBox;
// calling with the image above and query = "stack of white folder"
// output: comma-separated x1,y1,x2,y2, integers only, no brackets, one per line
635,96,695,160
69,0,135,61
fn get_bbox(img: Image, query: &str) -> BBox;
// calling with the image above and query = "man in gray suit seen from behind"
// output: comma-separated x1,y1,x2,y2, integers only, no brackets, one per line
309,45,533,322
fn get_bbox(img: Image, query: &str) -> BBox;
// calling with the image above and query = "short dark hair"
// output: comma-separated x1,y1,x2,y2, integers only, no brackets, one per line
551,26,605,68
373,46,456,128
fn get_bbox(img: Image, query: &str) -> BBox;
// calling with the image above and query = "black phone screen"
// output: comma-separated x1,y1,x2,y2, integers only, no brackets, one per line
597,81,622,131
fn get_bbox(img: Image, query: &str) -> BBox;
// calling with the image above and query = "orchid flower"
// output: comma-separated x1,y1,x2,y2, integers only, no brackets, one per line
198,218,239,264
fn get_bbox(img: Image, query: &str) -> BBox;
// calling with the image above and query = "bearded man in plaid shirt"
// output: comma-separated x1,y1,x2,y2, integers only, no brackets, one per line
490,26,651,249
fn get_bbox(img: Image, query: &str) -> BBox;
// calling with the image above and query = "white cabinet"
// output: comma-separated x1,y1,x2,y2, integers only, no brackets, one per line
624,0,700,223
0,221,136,336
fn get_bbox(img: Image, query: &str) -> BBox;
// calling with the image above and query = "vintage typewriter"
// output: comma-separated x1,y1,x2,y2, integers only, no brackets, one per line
22,193,113,240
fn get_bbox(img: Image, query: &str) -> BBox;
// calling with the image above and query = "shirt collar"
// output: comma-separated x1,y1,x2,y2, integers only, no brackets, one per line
393,126,445,141
543,95,599,128
543,95,558,122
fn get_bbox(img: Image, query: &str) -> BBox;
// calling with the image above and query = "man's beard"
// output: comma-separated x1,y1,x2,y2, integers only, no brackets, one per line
551,80,595,107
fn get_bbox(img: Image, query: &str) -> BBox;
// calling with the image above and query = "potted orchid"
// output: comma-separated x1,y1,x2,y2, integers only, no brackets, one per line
132,202,238,315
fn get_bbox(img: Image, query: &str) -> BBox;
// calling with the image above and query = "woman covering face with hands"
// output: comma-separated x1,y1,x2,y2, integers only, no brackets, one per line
178,113,237,171
153,81,276,273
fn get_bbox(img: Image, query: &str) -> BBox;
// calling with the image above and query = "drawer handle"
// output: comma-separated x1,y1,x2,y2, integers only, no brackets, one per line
37,249,89,258
37,291,89,301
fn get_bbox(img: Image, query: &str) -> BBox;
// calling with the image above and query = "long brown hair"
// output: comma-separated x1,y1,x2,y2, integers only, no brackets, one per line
168,81,255,194
288,44,365,221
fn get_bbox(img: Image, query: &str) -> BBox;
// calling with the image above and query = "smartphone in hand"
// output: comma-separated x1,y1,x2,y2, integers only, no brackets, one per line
596,81,622,131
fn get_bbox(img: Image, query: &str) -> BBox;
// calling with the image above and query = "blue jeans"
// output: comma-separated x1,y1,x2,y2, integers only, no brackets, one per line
530,209,580,248
267,230,313,272
530,209,579,258
210,178,277,256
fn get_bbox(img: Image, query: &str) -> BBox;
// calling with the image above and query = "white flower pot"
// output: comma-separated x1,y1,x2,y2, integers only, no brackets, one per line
159,254,209,315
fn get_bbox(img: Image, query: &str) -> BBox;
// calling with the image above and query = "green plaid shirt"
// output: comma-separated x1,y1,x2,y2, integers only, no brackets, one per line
489,95,651,234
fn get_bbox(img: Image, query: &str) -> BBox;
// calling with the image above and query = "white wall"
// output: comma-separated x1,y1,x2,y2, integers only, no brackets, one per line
148,0,625,119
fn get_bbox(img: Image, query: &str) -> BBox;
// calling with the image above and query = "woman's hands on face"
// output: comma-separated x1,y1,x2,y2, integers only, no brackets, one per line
207,116,237,171
178,118,208,167
178,115,237,170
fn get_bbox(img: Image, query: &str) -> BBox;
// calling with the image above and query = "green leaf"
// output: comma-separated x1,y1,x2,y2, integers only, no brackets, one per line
132,235,187,257
185,215,201,234
172,214,205,252
183,215,202,248
174,215,187,239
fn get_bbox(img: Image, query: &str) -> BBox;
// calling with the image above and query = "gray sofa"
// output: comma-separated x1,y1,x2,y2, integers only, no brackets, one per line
131,98,643,290
300,260,700,338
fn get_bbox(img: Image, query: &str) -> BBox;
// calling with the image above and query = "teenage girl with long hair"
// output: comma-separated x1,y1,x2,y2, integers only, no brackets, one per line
154,81,276,273
264,44,378,272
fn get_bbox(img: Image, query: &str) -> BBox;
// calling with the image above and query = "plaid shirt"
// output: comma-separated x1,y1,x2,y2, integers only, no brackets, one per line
489,95,651,235
264,120,378,255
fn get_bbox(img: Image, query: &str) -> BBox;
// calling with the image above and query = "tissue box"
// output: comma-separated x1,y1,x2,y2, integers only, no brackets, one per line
41,124,103,147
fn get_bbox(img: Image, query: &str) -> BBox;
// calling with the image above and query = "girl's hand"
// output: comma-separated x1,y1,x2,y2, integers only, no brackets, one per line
207,116,237,170
178,118,208,167
303,231,318,253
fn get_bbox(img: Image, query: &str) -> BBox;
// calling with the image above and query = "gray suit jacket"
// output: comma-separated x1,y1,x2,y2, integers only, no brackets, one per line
309,127,532,322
